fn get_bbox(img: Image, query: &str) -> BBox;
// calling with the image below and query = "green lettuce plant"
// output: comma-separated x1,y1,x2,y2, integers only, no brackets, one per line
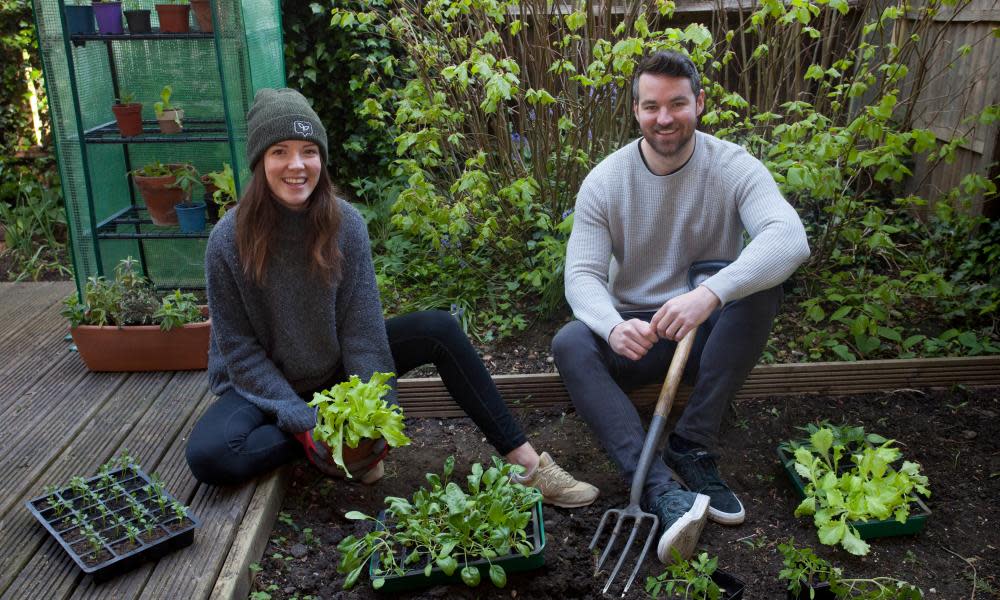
306,371,411,476
791,428,930,555
336,456,541,589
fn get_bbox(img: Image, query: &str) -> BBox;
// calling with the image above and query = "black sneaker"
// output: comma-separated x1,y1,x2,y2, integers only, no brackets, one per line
663,437,746,525
649,488,709,563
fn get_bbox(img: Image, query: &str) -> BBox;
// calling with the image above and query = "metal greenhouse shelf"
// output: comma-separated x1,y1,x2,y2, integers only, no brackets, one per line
33,0,286,293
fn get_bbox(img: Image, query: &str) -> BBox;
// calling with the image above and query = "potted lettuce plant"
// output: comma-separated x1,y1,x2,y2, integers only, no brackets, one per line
306,372,411,477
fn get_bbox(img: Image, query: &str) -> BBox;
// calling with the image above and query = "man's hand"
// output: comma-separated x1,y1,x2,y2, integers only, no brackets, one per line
650,286,721,341
609,318,659,360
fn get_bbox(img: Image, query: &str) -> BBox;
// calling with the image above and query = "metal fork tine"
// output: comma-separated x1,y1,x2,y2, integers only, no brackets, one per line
621,515,659,596
602,519,642,594
594,511,625,573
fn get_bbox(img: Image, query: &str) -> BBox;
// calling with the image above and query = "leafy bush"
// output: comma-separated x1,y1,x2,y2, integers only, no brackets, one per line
328,0,999,352
778,539,923,599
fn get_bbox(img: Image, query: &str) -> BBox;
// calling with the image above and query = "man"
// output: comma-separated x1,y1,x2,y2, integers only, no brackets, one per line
552,50,809,562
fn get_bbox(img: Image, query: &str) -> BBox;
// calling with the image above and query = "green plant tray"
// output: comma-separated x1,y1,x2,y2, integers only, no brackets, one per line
777,446,931,539
367,500,545,592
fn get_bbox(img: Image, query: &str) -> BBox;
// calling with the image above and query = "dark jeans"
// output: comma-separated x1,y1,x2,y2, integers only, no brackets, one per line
186,310,527,485
551,286,782,508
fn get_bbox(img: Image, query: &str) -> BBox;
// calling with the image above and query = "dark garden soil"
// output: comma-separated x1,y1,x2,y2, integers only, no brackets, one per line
253,385,1000,600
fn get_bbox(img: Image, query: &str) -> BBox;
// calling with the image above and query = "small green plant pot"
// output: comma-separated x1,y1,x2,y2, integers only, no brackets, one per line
368,500,545,592
777,446,931,539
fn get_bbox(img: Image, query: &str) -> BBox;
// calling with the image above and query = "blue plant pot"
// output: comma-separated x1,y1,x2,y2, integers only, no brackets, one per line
65,6,96,35
176,202,207,233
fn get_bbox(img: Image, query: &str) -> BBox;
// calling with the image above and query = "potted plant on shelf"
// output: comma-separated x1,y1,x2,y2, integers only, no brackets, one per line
306,372,411,477
111,91,143,137
337,456,545,591
175,201,207,233
130,161,199,225
201,163,237,222
777,539,922,599
92,0,124,35
645,551,746,600
154,0,191,33
190,0,213,32
25,450,200,581
123,0,152,33
60,257,211,372
64,1,96,36
153,85,184,133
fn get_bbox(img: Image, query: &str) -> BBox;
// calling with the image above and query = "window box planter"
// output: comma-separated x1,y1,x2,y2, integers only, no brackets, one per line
712,571,746,600
25,463,200,582
367,500,546,593
70,307,210,372
777,446,931,539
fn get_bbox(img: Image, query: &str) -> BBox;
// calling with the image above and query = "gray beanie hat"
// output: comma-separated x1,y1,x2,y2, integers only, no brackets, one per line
246,88,328,170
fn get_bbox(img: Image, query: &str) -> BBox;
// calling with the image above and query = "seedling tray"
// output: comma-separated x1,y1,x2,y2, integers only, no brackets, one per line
777,446,930,539
713,570,746,600
25,464,200,582
368,500,545,592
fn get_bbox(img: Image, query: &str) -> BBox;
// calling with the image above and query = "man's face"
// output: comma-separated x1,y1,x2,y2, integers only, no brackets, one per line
633,73,705,163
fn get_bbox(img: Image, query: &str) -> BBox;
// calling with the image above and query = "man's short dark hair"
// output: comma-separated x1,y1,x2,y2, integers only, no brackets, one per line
632,51,702,100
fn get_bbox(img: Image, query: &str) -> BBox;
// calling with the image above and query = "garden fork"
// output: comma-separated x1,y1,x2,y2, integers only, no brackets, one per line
590,260,728,596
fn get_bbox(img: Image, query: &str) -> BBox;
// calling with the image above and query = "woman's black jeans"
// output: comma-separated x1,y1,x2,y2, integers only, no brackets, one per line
186,311,527,485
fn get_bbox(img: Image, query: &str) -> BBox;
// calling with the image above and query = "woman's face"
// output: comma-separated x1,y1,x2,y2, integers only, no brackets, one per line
263,140,322,211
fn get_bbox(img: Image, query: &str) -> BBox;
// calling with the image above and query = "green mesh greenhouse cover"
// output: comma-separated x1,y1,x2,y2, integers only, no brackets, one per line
33,0,285,293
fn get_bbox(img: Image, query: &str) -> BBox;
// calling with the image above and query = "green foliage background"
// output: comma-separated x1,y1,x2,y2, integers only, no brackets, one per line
2,0,998,361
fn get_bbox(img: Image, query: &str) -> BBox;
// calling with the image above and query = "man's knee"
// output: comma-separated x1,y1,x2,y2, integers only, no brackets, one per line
552,320,600,371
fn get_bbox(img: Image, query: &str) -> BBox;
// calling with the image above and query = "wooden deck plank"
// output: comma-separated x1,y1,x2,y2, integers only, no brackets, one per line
211,468,291,600
0,282,66,331
69,387,219,600
0,371,207,598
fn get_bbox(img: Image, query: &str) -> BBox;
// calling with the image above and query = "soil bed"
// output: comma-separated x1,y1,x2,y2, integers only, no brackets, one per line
254,385,1000,599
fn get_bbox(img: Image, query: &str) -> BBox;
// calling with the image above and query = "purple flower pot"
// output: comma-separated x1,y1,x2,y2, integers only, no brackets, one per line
93,2,124,35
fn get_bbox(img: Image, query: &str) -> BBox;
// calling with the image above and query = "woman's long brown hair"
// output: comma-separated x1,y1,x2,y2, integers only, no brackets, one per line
235,162,343,286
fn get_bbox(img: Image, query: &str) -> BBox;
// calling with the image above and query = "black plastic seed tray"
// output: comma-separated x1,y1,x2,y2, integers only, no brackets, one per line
25,464,200,582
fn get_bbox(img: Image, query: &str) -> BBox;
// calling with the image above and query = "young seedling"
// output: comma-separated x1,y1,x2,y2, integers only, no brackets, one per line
778,539,923,599
124,523,141,545
645,551,724,600
69,476,90,498
170,500,188,522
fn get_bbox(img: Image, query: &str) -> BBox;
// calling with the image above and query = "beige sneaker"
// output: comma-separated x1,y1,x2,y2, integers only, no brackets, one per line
519,452,599,508
359,461,384,485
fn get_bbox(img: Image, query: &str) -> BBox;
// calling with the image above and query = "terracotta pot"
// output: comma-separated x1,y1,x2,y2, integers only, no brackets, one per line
70,309,210,372
134,165,191,225
111,102,143,136
155,4,190,33
190,0,213,33
341,438,380,464
156,108,184,134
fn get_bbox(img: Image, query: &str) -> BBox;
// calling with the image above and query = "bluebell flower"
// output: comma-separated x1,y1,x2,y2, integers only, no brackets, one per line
441,234,450,248
561,208,574,219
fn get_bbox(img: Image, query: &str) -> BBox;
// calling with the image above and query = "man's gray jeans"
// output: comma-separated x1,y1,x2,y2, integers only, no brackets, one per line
551,286,782,509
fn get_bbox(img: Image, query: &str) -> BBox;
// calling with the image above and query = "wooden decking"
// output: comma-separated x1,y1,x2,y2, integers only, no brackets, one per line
0,281,284,600
2,281,999,599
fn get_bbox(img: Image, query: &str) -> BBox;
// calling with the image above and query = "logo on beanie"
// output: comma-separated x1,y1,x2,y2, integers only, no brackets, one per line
293,120,314,137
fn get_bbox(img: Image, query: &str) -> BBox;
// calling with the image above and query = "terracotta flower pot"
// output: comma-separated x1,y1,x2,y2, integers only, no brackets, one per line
155,4,190,33
190,0,213,33
156,108,184,134
341,438,380,464
70,309,210,372
133,165,191,225
111,102,143,136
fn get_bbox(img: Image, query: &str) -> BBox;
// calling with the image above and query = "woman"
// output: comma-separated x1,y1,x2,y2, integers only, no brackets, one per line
185,88,598,508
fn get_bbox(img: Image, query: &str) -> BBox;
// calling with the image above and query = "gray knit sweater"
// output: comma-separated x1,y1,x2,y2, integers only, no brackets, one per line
566,132,810,341
205,198,395,433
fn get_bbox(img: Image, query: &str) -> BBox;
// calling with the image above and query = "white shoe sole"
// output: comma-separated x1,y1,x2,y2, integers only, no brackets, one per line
656,493,710,563
708,502,745,525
